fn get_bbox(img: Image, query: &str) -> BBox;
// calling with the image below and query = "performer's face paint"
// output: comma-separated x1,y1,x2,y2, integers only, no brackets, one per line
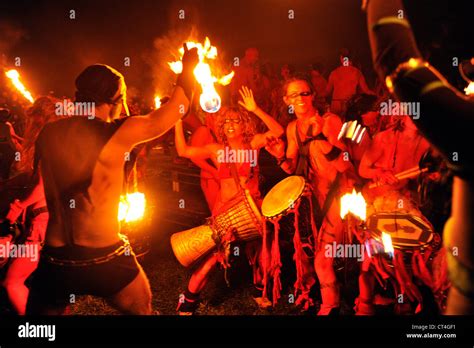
284,80,314,116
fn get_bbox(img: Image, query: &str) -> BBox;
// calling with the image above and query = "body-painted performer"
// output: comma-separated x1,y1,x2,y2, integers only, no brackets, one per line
365,0,474,314
2,97,58,315
174,86,284,314
26,45,198,315
272,77,355,314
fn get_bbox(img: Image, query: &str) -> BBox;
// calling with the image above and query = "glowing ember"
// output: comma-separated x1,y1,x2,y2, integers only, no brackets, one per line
340,189,367,221
168,37,234,113
381,232,394,257
5,69,34,103
464,82,474,96
154,95,162,109
118,192,146,223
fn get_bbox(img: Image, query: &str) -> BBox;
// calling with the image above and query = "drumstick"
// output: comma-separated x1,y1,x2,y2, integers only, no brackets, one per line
392,165,420,178
368,167,428,189
395,167,428,181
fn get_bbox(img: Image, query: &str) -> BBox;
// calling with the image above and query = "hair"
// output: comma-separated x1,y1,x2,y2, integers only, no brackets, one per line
214,106,256,145
17,96,60,172
75,64,124,105
282,74,313,95
345,94,379,122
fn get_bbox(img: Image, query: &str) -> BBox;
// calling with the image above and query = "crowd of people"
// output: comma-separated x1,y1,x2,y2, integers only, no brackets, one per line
0,32,458,316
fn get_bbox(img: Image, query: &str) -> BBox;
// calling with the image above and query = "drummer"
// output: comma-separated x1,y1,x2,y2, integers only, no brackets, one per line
273,76,355,315
174,86,284,314
359,115,430,199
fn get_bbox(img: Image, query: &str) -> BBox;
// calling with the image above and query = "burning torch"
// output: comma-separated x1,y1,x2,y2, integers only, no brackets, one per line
168,37,234,113
5,69,34,103
118,163,146,223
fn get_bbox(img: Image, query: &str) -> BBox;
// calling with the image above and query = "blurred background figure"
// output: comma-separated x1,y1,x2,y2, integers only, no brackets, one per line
326,48,373,118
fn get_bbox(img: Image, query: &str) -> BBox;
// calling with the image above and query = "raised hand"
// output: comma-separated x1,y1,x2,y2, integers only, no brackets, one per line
176,43,199,101
265,135,285,159
238,86,258,113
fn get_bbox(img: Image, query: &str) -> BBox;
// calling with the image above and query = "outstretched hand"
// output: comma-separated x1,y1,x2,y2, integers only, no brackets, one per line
238,86,258,112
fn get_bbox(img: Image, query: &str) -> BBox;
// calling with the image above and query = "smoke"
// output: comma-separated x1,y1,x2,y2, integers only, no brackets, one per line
144,25,234,101
144,26,198,99
0,20,26,68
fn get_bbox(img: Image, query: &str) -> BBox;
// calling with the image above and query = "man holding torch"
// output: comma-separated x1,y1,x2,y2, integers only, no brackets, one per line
26,45,198,315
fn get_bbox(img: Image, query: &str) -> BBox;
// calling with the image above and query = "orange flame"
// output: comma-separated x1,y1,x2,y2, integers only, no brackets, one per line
340,189,367,221
5,69,34,103
465,82,474,96
118,192,146,223
154,95,161,109
168,37,234,113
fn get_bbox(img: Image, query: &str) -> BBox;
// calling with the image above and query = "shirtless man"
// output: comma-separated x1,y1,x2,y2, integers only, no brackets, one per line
26,46,198,315
326,49,373,117
274,77,354,314
359,115,430,197
357,115,430,314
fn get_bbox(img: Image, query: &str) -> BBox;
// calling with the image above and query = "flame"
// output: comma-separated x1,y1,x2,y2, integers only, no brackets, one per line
154,95,162,109
5,69,34,103
340,189,367,221
465,82,474,96
381,232,394,256
118,192,146,223
168,37,234,113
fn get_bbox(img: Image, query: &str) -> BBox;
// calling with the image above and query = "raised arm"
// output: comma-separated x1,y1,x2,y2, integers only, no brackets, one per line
111,45,199,149
237,86,284,149
188,125,219,178
175,119,215,159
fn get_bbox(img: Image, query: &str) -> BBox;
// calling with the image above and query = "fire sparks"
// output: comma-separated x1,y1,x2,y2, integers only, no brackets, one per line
154,95,162,109
168,37,234,113
5,69,34,103
118,192,146,223
464,81,474,96
381,232,394,257
340,189,367,221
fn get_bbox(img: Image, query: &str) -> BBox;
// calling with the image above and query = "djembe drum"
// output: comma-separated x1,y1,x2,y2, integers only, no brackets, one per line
171,189,263,267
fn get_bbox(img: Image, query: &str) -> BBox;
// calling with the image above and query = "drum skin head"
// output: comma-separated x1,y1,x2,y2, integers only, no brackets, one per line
262,176,306,218
368,212,434,249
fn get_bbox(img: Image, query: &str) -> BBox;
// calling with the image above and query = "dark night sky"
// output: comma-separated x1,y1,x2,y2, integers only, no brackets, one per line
0,0,472,102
